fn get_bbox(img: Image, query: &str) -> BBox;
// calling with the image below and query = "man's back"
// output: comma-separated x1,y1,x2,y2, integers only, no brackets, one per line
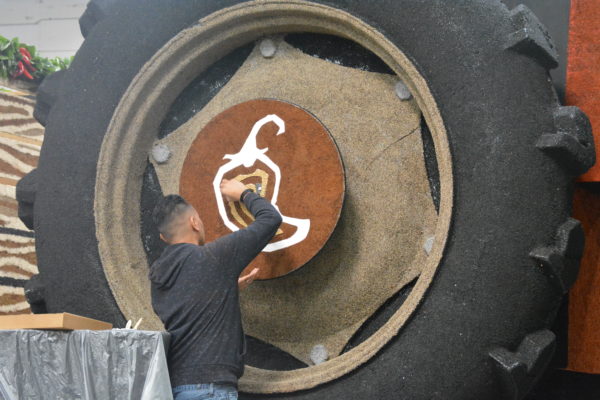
149,192,282,388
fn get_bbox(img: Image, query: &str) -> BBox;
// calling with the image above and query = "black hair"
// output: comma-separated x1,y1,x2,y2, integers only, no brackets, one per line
152,194,192,239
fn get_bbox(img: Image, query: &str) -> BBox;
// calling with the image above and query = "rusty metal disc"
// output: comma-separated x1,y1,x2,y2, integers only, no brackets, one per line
180,99,345,279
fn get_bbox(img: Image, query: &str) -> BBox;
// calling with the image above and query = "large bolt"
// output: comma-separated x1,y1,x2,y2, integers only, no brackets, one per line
395,81,413,101
259,38,277,58
151,143,171,164
423,236,435,255
310,344,329,365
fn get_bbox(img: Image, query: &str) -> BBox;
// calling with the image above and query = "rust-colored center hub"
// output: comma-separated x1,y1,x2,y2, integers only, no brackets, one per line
180,99,345,279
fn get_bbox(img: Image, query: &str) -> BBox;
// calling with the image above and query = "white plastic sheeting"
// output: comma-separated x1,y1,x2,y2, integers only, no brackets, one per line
0,329,172,399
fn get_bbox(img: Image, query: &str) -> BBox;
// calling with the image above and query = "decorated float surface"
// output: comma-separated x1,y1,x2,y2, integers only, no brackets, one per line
0,0,600,399
0,86,40,315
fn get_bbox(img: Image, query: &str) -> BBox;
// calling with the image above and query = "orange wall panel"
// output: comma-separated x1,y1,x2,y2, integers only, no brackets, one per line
568,185,600,373
566,0,600,181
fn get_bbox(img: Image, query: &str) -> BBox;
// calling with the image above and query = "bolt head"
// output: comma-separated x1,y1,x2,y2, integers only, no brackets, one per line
260,39,277,58
423,236,435,255
395,81,413,101
151,143,171,164
310,344,329,365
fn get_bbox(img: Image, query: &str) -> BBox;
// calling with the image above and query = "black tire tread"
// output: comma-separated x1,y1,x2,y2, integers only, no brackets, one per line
16,168,38,230
489,330,556,400
536,106,596,176
24,274,47,314
33,70,66,127
505,4,559,70
529,218,585,294
78,0,115,38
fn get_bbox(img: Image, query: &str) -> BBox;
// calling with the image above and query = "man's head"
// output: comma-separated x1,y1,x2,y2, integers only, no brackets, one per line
152,195,205,245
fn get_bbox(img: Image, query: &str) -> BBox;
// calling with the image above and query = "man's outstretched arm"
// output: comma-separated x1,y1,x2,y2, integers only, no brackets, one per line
208,179,282,279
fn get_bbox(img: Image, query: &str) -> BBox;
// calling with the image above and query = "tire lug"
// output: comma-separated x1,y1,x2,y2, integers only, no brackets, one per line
33,70,66,127
16,169,38,230
24,274,47,314
79,0,117,38
529,218,585,294
536,106,595,176
505,4,558,69
489,330,555,400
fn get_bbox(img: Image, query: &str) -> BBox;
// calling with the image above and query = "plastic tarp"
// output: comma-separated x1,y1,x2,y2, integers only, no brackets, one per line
0,329,172,400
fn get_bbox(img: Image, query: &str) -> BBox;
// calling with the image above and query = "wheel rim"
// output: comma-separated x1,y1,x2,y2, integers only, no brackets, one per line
94,0,454,393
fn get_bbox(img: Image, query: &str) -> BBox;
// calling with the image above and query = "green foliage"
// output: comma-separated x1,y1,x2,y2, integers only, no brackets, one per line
0,35,73,82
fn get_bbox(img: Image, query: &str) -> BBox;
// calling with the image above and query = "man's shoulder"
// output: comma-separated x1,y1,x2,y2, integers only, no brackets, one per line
152,243,200,266
180,243,207,261
202,239,226,263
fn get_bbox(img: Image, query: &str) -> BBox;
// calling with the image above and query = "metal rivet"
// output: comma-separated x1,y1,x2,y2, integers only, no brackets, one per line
151,143,171,164
395,81,412,100
260,39,277,58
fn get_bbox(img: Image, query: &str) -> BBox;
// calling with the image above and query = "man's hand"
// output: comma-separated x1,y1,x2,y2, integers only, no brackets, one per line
238,268,259,290
220,178,247,202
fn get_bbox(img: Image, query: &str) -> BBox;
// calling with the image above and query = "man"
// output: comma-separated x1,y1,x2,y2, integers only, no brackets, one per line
149,178,282,400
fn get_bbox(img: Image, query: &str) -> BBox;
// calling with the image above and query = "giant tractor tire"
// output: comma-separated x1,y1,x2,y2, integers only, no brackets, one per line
17,0,596,399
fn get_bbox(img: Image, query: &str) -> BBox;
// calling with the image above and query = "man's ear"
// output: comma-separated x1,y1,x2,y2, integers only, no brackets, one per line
190,215,200,232
159,233,167,243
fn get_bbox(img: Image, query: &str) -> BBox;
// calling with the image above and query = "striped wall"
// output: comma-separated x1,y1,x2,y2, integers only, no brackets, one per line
0,86,43,315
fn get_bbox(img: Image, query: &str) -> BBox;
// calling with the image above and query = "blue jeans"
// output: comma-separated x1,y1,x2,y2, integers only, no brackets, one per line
172,383,238,400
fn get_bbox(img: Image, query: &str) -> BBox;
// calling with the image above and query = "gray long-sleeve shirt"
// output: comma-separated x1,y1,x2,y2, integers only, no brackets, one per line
149,192,282,387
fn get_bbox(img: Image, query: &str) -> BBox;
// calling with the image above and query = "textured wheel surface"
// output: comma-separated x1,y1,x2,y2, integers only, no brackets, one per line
18,1,595,399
